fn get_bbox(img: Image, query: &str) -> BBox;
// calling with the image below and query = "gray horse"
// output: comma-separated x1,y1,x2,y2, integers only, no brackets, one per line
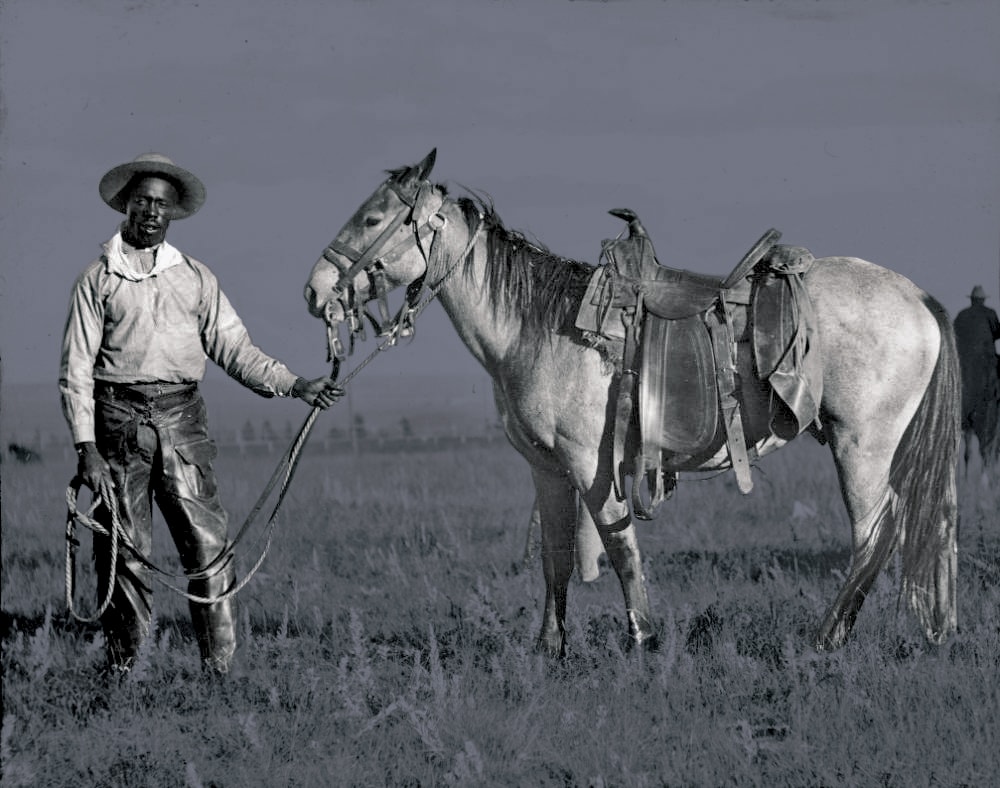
306,150,960,655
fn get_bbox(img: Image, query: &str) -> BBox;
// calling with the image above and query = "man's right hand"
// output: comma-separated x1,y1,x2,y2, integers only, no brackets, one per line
292,376,344,409
75,442,113,492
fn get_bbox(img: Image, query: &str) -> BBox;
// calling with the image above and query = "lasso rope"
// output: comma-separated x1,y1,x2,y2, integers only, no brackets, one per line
64,214,484,621
65,476,120,622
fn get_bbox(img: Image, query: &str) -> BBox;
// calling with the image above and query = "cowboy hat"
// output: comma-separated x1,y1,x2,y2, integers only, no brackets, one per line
970,285,988,300
99,153,206,218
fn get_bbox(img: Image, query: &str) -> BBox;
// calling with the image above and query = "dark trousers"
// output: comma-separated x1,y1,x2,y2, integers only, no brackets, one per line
93,382,236,672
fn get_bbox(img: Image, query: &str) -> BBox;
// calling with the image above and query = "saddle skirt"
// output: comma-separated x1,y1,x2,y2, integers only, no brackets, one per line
575,213,822,516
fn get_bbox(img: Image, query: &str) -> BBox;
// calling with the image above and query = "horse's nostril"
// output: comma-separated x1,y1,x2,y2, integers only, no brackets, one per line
304,284,322,316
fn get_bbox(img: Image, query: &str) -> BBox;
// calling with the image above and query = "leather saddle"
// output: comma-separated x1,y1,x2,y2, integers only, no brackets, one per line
575,210,821,519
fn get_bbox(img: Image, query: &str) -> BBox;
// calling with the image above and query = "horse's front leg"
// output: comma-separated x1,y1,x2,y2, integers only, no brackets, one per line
532,472,578,657
590,505,658,650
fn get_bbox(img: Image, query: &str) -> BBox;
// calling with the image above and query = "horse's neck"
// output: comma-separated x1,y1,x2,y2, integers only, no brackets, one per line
432,212,521,373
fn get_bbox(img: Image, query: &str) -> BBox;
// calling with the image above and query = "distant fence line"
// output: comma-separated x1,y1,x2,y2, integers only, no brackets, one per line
7,425,510,464
219,431,510,458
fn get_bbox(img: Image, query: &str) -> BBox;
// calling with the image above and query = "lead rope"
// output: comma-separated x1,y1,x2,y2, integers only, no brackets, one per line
64,213,483,619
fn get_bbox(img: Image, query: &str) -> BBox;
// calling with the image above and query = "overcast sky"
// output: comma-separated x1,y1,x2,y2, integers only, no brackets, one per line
1,0,997,394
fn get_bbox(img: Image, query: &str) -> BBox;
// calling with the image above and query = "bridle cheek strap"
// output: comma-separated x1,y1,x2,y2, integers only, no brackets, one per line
323,181,435,271
324,206,410,279
371,209,446,342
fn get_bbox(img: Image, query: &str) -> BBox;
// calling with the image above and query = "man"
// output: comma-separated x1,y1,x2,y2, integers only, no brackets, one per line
953,284,1000,465
60,152,342,676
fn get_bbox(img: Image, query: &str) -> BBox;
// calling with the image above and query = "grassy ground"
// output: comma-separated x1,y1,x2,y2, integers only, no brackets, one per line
2,437,999,787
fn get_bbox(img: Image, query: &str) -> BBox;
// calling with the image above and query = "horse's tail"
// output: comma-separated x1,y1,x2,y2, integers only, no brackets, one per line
890,293,961,643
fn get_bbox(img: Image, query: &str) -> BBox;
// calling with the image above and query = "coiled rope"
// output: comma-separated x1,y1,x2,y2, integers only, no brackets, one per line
65,476,120,622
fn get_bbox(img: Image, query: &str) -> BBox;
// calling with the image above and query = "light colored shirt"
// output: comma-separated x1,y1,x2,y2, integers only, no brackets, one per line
60,232,299,443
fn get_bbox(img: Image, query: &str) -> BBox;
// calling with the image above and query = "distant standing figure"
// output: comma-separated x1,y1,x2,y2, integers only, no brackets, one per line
60,153,343,676
953,284,1000,468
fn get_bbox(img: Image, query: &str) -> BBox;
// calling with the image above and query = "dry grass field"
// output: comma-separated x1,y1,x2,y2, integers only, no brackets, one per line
3,432,999,787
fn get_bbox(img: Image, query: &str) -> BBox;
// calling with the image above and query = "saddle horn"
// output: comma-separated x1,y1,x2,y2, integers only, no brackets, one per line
609,208,649,240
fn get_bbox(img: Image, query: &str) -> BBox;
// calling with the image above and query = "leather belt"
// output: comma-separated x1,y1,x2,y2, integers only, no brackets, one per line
95,381,198,410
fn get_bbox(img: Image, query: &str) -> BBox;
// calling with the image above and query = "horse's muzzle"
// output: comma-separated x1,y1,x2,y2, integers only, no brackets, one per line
304,283,322,318
304,255,345,320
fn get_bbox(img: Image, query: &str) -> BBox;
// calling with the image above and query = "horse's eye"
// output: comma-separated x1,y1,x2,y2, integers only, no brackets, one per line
365,215,382,228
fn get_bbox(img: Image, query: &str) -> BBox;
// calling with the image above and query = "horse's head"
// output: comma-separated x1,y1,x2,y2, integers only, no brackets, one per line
304,149,449,358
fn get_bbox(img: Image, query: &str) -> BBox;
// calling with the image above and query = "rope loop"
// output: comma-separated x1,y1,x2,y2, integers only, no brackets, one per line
65,477,120,623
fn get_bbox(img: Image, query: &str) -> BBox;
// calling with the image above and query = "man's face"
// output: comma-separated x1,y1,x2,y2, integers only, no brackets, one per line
122,177,178,248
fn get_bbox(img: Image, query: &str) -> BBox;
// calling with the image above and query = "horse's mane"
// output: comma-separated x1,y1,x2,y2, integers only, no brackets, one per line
453,195,594,347
382,169,596,346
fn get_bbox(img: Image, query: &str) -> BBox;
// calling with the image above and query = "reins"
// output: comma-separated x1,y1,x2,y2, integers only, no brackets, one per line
64,203,482,622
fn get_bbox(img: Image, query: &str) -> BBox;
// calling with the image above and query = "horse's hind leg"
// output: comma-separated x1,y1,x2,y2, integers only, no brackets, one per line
962,428,972,477
532,472,578,657
815,425,901,651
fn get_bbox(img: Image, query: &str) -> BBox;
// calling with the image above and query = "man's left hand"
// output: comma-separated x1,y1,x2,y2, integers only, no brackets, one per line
292,376,344,409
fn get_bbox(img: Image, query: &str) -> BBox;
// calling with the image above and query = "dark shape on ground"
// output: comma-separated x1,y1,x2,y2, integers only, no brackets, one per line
7,443,42,464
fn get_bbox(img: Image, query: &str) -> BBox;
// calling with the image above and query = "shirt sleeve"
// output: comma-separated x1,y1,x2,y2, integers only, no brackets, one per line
59,269,104,444
197,267,299,397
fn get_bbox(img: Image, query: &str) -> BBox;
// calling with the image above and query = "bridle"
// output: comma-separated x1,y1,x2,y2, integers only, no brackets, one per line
318,177,449,359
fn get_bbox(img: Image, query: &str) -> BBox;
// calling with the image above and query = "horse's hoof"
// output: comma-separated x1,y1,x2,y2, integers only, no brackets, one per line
534,635,566,659
813,628,846,653
627,609,658,652
627,630,660,653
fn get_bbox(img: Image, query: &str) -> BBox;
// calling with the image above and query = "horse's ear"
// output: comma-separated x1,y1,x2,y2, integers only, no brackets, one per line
415,148,437,181
392,149,437,187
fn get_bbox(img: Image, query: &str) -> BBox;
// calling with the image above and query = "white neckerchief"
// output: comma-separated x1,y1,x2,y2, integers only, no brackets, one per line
103,230,185,282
